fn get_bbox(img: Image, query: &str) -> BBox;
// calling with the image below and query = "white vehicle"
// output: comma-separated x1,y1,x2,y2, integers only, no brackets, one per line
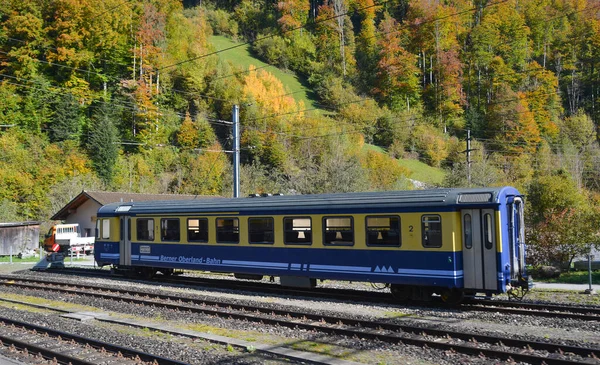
43,223,95,255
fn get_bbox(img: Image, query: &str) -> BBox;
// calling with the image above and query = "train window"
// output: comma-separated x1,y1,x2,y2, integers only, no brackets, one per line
187,218,208,242
464,214,472,249
421,215,442,248
216,218,239,243
366,216,401,246
161,218,180,242
137,218,154,241
323,217,354,246
95,219,100,239
484,213,493,249
284,217,312,245
248,217,274,244
102,219,110,239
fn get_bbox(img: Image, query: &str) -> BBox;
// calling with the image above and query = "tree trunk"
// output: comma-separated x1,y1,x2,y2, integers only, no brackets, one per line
333,0,346,77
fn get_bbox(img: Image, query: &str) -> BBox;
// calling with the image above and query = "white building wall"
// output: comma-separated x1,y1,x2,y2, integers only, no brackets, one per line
65,200,101,237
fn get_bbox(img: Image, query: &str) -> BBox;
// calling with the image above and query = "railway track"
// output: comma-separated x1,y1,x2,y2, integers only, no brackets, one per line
39,268,600,320
0,315,189,365
0,275,598,365
462,299,600,321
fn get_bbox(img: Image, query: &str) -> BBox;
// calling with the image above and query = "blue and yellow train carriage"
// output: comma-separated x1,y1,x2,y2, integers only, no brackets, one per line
94,187,530,302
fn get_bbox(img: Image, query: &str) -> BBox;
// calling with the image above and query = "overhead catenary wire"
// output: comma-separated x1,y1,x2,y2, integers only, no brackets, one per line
232,0,597,124
157,0,389,72
2,0,588,119
1,0,594,151
0,74,233,127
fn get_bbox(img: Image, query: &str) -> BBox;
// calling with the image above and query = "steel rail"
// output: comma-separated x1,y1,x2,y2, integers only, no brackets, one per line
0,316,190,365
25,270,600,318
0,332,97,365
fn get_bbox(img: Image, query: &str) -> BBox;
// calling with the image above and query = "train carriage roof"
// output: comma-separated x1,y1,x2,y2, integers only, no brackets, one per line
97,187,521,217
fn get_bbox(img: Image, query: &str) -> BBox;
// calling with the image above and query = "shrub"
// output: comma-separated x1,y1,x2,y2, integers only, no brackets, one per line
206,9,238,38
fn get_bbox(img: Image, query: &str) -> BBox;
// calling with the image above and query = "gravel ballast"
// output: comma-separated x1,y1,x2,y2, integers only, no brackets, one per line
0,269,598,365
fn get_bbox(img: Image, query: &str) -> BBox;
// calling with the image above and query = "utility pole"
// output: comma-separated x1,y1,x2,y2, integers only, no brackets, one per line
467,130,471,187
233,105,240,198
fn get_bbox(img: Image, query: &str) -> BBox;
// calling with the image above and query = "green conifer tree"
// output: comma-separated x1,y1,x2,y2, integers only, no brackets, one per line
88,101,120,185
50,93,81,143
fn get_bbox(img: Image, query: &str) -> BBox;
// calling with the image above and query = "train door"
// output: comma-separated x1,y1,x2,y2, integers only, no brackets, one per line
461,209,497,291
508,197,526,281
119,216,131,266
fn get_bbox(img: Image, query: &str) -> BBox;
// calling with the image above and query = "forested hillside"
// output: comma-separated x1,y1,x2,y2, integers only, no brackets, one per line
1,0,600,265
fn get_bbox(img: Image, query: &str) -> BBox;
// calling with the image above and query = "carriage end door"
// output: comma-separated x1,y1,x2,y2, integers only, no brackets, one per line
462,210,497,291
119,216,131,266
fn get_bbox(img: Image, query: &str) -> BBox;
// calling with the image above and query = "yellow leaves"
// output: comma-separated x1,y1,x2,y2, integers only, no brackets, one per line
7,12,44,40
63,74,91,102
242,66,303,141
181,142,227,195
523,62,561,140
0,129,91,218
411,124,449,168
243,66,298,117
64,154,91,176
508,92,542,155
277,0,309,32
360,150,410,190
177,114,199,150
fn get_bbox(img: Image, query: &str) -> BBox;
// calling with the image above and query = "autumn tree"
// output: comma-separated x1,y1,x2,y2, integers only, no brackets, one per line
407,0,466,127
485,86,541,156
361,150,411,190
289,139,371,193
527,207,600,268
373,13,420,111
353,0,378,91
313,0,356,78
277,0,309,31
2,0,45,79
522,61,561,140
0,82,22,126
240,67,302,168
177,112,200,149
179,143,228,195
411,124,448,167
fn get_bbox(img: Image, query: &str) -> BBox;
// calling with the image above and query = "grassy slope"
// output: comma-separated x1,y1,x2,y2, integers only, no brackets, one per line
209,36,446,187
210,35,318,110
363,144,445,187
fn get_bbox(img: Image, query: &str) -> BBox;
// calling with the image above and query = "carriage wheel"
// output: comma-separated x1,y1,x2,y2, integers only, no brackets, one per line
390,284,412,301
440,288,465,305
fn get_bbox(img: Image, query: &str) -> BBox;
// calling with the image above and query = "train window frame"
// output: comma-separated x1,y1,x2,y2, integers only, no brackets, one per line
161,218,180,242
102,219,110,239
421,215,442,248
365,216,401,247
248,217,275,244
323,216,354,246
136,218,155,241
216,217,239,244
283,217,312,245
464,214,472,249
483,213,493,249
187,218,208,243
